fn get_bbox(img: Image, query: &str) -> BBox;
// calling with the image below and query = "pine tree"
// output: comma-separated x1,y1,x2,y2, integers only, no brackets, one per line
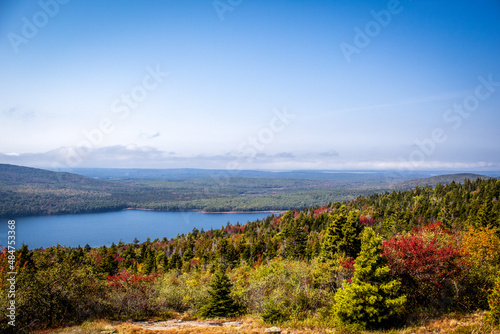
143,249,155,274
217,238,229,265
169,252,182,270
319,206,345,262
240,236,251,263
182,241,195,263
17,244,34,268
333,227,406,330
319,206,362,261
200,266,241,318
283,219,307,259
100,250,117,275
476,194,494,228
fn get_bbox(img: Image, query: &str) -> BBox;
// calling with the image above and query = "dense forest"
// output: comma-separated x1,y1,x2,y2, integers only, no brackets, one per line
0,164,491,217
1,177,499,332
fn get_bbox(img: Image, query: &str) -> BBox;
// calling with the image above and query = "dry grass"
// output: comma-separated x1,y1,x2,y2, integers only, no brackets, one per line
35,312,500,334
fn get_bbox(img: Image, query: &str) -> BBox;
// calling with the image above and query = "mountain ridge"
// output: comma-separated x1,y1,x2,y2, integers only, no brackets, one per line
392,173,492,190
0,163,495,217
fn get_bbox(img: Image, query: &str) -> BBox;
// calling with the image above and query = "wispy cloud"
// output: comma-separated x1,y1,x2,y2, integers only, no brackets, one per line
1,145,498,171
139,132,161,140
320,150,340,157
306,91,469,119
1,107,36,119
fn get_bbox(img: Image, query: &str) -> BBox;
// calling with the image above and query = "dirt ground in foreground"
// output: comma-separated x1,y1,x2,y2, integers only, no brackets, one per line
36,312,500,334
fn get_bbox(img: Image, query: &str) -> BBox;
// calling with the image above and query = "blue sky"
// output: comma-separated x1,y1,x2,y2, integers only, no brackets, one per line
0,0,499,170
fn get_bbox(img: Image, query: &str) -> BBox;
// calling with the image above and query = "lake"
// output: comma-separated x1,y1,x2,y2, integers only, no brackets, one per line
0,210,274,249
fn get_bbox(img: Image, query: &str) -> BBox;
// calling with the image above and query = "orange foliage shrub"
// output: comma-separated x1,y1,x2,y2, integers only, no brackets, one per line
461,225,500,267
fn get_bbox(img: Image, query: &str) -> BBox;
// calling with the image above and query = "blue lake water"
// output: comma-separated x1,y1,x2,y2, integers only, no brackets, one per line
0,210,273,249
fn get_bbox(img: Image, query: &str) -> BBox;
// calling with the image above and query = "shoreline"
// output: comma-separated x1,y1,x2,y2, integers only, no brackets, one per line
5,208,287,219
199,210,286,214
123,207,286,215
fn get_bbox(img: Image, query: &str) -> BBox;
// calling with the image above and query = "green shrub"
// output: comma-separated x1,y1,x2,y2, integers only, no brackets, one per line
333,227,406,330
200,266,241,318
487,272,500,324
238,259,332,316
156,270,210,312
261,301,290,324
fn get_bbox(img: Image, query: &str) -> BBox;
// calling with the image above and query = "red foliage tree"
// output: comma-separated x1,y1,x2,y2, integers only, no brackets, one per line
107,269,156,289
382,222,464,311
106,269,158,318
359,215,375,227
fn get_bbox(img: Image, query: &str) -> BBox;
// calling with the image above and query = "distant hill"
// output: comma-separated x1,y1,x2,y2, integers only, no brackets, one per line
54,167,428,183
1,163,495,217
0,164,116,188
392,173,492,190
0,164,395,216
0,164,129,217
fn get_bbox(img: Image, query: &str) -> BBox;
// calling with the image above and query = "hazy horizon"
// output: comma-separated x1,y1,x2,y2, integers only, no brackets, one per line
3,163,500,179
1,0,499,171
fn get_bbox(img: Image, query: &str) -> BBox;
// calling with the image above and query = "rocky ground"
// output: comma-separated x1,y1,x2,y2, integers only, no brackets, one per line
133,319,245,331
35,312,499,334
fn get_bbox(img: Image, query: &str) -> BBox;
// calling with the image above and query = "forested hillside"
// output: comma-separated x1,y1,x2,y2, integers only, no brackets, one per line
392,172,492,190
0,164,129,216
0,164,492,217
0,164,387,216
2,177,499,332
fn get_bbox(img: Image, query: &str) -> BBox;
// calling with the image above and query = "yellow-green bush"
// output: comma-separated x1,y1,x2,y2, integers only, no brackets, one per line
156,270,210,313
487,272,500,325
232,258,333,323
333,228,406,330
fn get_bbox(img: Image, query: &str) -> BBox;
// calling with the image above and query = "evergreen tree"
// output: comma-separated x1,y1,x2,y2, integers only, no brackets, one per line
17,243,34,268
333,227,406,330
240,236,251,263
319,207,345,262
476,194,494,228
217,238,229,265
69,246,85,265
100,249,117,275
319,206,362,261
143,249,155,274
200,266,241,318
225,241,239,267
169,252,182,270
182,241,195,263
138,243,147,262
282,219,307,259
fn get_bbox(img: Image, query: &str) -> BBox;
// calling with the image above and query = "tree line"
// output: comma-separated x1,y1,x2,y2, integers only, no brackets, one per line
1,177,499,332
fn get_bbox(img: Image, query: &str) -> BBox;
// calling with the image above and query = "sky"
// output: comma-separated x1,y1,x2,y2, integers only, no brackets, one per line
0,0,499,171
